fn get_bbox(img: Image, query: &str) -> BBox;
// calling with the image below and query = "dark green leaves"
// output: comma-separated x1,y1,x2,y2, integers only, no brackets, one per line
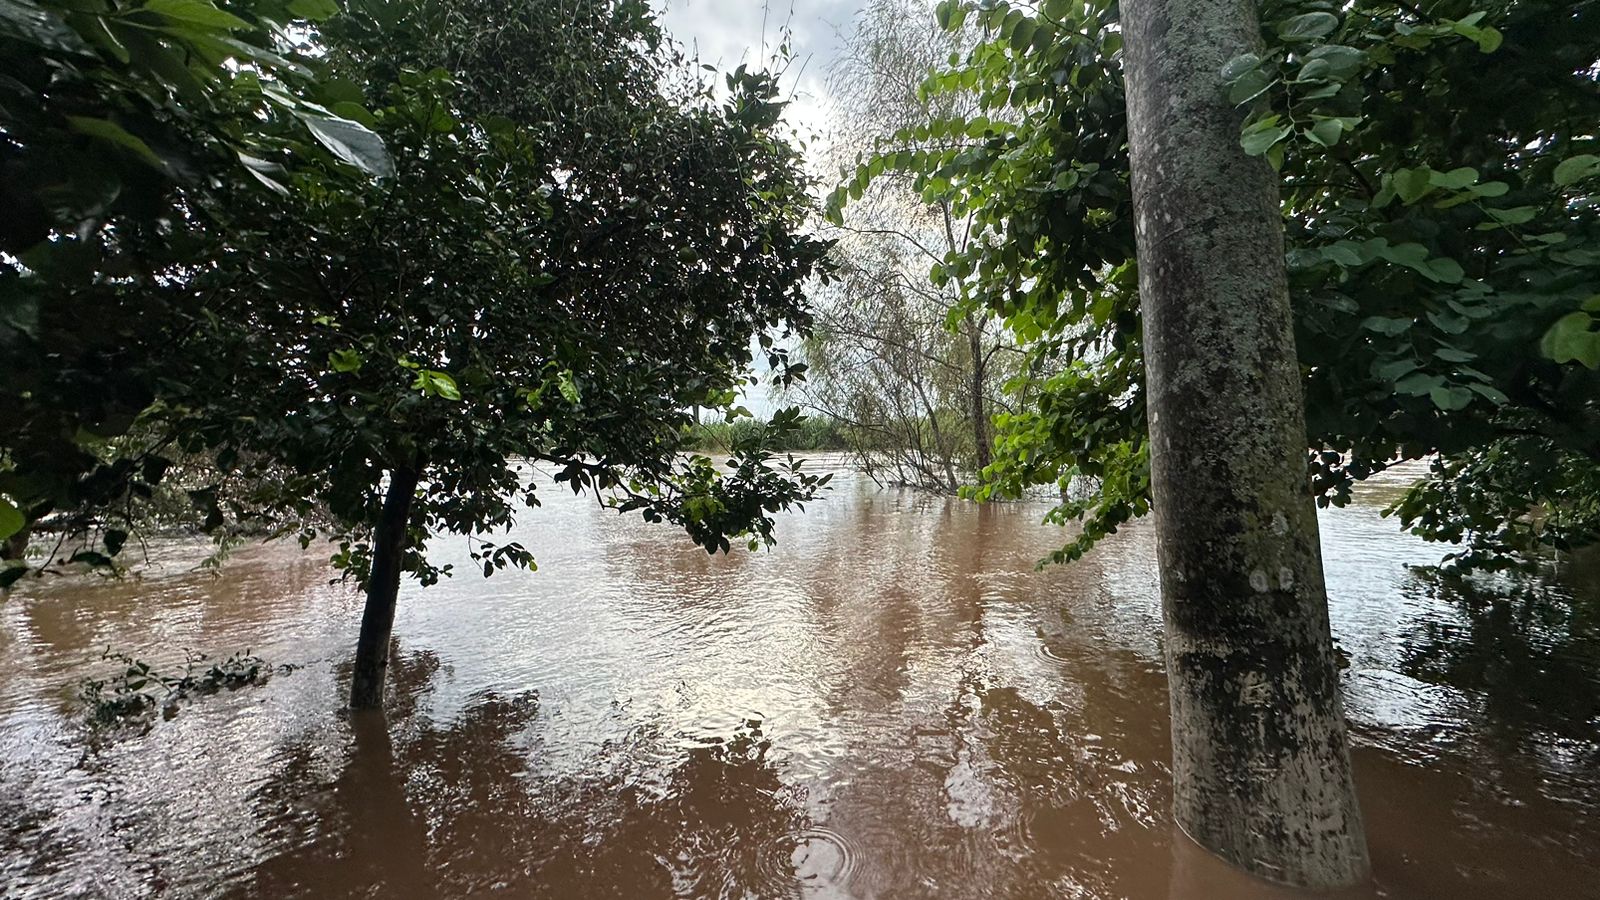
1554,154,1600,187
412,370,461,401
287,0,339,20
0,0,87,51
1297,44,1364,81
66,116,165,168
878,0,1599,572
1240,116,1291,155
328,349,364,372
143,0,252,29
1228,68,1275,105
1276,12,1339,42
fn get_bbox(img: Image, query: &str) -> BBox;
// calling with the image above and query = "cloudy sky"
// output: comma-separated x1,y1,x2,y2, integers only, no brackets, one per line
654,0,869,143
653,1,881,415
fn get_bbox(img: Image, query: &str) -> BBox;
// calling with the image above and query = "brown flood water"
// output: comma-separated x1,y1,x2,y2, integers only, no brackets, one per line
1,458,1597,899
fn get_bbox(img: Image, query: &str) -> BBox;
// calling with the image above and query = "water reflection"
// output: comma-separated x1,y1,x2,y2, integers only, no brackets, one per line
1397,567,1600,752
0,463,1597,898
242,644,812,899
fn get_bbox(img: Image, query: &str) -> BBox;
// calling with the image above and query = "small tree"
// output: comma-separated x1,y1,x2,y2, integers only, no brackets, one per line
4,0,834,711
160,0,833,709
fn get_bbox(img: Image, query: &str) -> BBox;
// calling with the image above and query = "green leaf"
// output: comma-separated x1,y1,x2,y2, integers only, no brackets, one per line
1221,53,1261,82
1307,118,1343,147
1228,69,1274,105
1554,154,1600,186
1395,372,1444,396
1378,241,1430,271
1361,315,1413,337
1372,357,1419,381
1321,242,1365,267
142,0,252,30
240,153,290,194
1427,309,1469,333
1297,44,1364,81
1540,312,1600,368
1429,385,1473,410
1467,383,1510,404
413,370,461,400
1008,17,1036,53
1480,205,1537,227
330,100,377,128
1428,167,1478,189
328,349,363,373
1240,120,1291,156
1424,257,1465,284
0,496,23,542
1276,12,1339,42
1393,167,1435,204
557,370,580,404
1432,347,1477,362
286,0,338,20
66,116,165,169
298,113,394,178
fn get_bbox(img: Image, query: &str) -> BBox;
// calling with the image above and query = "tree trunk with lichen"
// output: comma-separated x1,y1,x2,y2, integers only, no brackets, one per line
349,466,419,711
1121,0,1371,888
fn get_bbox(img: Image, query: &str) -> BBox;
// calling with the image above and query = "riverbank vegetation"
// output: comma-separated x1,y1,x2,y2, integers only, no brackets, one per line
823,0,1600,574
821,0,1598,885
2,0,1598,892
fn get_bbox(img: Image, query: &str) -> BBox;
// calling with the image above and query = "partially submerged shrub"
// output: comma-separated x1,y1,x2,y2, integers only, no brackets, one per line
78,647,297,725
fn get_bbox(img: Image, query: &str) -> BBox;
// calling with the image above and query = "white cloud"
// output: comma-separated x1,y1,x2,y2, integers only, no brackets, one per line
654,0,864,146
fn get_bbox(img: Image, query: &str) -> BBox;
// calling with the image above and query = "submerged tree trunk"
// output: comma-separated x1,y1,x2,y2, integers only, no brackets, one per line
1121,0,1370,888
965,312,992,474
349,466,420,711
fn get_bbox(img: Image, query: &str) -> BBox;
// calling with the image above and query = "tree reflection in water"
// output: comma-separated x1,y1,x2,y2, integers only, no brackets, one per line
239,644,809,899
1397,565,1600,754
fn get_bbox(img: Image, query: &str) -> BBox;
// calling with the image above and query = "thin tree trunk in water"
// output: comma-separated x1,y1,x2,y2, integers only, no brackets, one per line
349,466,420,710
1121,0,1370,888
965,313,991,473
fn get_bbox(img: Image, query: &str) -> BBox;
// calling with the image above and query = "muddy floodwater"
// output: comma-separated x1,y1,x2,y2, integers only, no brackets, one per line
2,459,1597,899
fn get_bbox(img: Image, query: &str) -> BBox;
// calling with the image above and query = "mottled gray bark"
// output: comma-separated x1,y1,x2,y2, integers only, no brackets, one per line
349,466,419,711
1120,0,1371,888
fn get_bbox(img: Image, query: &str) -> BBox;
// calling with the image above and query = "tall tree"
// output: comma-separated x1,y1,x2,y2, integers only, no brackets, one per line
1120,0,1369,887
809,0,1013,491
835,0,1600,571
174,0,832,710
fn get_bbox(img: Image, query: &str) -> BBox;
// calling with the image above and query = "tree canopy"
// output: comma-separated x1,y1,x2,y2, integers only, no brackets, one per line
1,0,833,593
831,0,1600,569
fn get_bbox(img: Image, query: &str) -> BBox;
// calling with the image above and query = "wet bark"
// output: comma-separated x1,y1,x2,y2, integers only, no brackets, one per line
349,466,420,711
965,313,992,474
1120,0,1371,888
